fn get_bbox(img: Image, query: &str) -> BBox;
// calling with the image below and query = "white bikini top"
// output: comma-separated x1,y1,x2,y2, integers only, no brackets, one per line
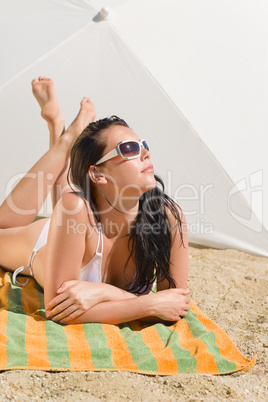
13,219,103,286
80,222,103,282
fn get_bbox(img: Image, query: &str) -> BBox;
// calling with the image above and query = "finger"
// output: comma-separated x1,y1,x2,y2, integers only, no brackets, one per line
180,310,188,317
51,304,78,322
55,305,85,324
59,309,85,324
46,292,69,312
57,280,78,294
174,288,190,295
185,296,191,303
47,297,76,319
182,289,190,295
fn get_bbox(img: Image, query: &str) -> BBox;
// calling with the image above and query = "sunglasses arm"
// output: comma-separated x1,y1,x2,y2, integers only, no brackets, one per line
95,148,120,166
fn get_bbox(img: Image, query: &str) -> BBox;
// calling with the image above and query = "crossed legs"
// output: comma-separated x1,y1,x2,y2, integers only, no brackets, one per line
0,77,95,273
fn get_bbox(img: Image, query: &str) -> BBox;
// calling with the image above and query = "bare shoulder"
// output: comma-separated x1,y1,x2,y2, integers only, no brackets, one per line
165,202,186,226
54,192,96,232
165,202,188,247
60,192,85,209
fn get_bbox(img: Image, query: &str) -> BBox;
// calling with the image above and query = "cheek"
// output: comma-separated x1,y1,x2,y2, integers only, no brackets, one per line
120,169,157,194
118,168,139,188
108,161,156,193
112,162,139,181
107,165,139,194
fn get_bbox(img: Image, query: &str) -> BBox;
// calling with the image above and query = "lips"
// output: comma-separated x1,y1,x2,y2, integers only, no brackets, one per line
141,164,154,173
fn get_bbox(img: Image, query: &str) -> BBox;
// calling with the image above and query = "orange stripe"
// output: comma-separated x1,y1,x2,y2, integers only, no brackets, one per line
25,316,50,369
190,301,254,368
64,325,94,370
102,324,138,371
0,310,8,369
173,317,218,374
139,325,178,374
0,269,10,309
21,278,50,369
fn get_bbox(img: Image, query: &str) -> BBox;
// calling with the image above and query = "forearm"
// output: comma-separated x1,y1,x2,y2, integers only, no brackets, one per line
67,294,155,325
100,283,137,302
45,281,136,310
47,283,191,325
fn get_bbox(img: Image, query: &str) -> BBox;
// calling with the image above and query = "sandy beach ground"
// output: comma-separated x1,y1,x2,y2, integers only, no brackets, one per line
0,245,267,401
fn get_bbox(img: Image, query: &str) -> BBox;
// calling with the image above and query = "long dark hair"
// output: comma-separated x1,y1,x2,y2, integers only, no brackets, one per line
69,117,185,294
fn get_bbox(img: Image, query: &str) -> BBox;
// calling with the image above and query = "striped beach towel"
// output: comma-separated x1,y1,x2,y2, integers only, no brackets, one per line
0,268,255,375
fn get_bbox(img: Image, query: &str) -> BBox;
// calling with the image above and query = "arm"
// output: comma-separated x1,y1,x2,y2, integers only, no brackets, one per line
46,280,137,322
44,192,140,321
46,280,190,325
59,288,191,325
44,192,89,308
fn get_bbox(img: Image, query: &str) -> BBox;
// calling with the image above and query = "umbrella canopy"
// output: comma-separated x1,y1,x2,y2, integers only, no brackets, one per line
0,0,267,256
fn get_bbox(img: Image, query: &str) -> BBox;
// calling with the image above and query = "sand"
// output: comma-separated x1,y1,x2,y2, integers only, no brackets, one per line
0,245,267,401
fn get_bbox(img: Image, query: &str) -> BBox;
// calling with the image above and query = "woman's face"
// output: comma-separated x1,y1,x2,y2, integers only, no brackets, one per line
98,125,156,198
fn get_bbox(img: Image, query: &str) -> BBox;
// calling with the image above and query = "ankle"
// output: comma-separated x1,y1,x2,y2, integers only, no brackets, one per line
47,114,65,130
56,130,77,156
47,116,65,146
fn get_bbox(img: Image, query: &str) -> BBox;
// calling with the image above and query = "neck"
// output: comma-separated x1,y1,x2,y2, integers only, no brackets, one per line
96,195,140,238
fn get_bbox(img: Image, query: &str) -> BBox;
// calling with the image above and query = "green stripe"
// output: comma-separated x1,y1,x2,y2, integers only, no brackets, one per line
6,312,28,368
83,324,115,369
118,323,158,372
45,320,71,369
155,322,197,373
36,283,46,319
6,279,28,368
8,275,27,315
185,309,237,373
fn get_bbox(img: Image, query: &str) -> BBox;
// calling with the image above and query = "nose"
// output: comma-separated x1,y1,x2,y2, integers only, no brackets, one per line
140,144,150,161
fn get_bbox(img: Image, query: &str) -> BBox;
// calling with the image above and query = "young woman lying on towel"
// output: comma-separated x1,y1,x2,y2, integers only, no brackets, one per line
0,77,190,325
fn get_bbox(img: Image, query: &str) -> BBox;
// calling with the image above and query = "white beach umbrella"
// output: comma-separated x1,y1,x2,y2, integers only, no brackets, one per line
0,0,267,256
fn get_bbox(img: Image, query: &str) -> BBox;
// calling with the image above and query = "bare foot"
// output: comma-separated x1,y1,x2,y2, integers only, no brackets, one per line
67,97,96,139
31,77,63,124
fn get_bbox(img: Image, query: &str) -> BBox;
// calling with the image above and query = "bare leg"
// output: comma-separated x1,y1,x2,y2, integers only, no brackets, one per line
31,76,65,147
0,97,95,229
32,77,95,206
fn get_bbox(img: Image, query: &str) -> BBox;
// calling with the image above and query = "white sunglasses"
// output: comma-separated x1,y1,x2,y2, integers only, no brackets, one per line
95,139,149,165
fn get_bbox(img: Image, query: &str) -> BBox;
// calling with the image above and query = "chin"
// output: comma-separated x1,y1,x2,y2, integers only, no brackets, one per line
142,177,157,193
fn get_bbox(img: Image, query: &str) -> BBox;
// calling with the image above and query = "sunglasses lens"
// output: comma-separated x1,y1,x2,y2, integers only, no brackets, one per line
142,140,149,151
119,141,140,157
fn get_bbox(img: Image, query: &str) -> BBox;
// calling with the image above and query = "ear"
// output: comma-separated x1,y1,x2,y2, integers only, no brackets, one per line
88,165,107,185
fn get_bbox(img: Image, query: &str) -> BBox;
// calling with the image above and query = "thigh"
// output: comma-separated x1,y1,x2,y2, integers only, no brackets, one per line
0,218,49,271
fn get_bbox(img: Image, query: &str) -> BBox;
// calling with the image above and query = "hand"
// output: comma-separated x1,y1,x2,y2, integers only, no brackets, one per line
151,288,191,321
45,280,106,324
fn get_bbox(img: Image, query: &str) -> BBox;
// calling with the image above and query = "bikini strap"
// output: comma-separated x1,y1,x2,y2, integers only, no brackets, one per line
12,219,50,287
95,222,103,255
